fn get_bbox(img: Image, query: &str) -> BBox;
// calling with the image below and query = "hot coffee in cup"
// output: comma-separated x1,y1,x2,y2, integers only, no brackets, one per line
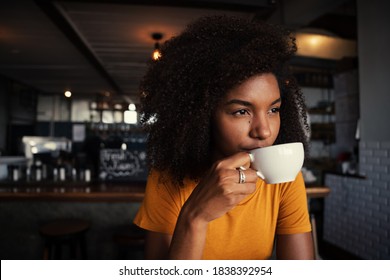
249,142,304,184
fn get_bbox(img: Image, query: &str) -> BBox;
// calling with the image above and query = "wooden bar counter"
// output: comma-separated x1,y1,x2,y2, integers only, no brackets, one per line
0,181,146,202
306,186,331,199
0,180,330,202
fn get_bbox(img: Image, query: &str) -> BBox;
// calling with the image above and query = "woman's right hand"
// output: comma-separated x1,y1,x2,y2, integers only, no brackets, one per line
180,152,259,226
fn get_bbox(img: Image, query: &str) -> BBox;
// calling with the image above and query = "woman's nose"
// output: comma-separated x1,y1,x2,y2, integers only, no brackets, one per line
249,114,271,140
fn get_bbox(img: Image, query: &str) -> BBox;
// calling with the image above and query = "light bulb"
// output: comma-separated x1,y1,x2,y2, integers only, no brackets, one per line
152,49,161,60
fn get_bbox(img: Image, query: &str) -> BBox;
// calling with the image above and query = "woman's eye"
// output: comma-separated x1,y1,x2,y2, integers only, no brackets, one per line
233,109,249,116
269,107,280,114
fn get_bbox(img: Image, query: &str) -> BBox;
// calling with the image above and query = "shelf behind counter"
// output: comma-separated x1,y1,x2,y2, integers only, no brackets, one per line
0,180,146,202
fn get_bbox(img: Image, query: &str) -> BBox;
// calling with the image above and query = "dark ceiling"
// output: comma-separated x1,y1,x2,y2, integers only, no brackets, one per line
0,0,357,103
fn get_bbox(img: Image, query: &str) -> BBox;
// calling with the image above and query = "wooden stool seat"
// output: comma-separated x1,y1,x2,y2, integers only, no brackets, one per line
39,218,90,259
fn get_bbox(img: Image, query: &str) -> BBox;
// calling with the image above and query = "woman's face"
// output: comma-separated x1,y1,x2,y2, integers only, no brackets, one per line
212,73,281,160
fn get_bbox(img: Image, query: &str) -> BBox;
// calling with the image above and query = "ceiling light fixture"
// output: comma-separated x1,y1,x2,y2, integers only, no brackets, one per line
295,30,357,60
64,90,72,98
152,32,163,60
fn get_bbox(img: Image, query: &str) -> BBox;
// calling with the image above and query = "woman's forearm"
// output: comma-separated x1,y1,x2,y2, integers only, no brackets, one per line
168,206,208,259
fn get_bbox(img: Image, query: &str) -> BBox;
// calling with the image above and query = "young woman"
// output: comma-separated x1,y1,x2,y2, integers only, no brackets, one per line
134,15,313,260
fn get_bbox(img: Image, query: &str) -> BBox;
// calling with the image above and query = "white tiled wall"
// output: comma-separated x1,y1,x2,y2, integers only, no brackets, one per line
324,141,390,259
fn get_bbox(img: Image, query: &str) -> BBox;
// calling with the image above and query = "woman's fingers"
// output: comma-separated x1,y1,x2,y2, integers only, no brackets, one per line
207,168,257,198
233,167,258,184
214,155,258,185
214,151,253,173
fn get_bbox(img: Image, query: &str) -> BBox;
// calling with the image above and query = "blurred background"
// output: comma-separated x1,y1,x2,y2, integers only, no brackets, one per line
0,0,389,260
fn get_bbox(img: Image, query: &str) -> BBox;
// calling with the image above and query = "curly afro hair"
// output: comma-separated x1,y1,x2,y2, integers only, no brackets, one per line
140,15,309,185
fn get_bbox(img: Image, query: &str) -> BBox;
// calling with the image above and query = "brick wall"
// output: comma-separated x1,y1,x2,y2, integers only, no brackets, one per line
324,140,390,259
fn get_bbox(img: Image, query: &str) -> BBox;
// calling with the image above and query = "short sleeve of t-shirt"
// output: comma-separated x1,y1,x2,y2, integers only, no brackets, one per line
133,170,185,234
276,172,311,235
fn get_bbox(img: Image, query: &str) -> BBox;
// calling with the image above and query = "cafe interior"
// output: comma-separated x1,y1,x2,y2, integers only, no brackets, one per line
0,0,389,260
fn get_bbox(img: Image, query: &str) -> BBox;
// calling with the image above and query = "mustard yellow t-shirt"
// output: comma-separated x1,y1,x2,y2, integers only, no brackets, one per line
134,170,311,259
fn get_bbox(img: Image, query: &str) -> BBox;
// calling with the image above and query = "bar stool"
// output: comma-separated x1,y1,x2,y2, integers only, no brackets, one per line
39,218,90,259
112,224,145,259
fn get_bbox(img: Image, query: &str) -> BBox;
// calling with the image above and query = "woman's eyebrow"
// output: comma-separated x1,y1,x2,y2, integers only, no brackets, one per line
225,97,281,106
225,99,252,106
270,98,282,105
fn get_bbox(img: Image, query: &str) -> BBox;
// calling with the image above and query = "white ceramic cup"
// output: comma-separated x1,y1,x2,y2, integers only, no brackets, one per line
249,142,304,184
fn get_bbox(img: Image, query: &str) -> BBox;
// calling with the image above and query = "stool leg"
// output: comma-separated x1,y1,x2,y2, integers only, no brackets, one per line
311,214,321,260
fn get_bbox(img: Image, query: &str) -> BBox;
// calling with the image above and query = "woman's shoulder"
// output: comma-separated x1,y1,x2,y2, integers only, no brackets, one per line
146,169,174,190
277,171,306,197
145,169,197,204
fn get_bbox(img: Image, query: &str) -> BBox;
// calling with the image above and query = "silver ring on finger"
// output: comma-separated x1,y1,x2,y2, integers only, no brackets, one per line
238,168,246,184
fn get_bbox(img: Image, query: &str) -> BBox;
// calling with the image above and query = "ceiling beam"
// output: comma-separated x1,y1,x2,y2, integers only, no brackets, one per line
34,0,123,95
56,0,275,11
